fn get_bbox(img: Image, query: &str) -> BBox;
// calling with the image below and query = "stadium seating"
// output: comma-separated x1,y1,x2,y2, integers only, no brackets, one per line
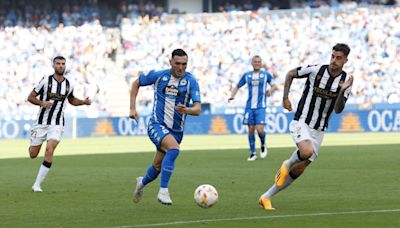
0,2,398,117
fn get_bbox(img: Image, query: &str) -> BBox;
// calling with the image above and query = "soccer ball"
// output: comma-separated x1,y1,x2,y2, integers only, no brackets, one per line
194,184,218,208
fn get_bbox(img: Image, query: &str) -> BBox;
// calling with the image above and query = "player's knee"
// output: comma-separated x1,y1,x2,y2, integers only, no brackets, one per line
29,147,38,159
298,141,314,159
29,152,38,159
300,149,313,159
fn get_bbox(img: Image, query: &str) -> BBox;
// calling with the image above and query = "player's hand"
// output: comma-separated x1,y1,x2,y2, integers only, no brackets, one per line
176,103,186,114
283,98,293,111
228,97,234,103
129,108,138,121
41,101,53,108
340,75,353,90
84,97,92,105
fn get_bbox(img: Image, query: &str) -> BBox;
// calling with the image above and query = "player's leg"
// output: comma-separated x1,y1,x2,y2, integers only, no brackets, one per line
244,109,257,161
29,145,42,158
247,125,257,161
259,160,311,210
157,134,180,205
143,150,164,185
32,139,59,192
255,108,267,158
275,121,314,187
275,140,313,187
256,125,267,158
133,122,166,203
133,150,164,203
29,125,46,158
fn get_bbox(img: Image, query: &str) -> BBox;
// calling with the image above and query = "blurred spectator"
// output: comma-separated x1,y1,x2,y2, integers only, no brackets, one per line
119,6,400,113
0,1,399,118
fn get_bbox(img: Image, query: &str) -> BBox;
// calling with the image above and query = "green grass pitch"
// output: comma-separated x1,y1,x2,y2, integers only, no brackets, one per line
0,133,399,227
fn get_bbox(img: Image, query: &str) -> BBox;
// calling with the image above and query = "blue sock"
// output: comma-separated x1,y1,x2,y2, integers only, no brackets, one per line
259,132,266,151
142,164,160,186
160,149,179,188
248,135,255,154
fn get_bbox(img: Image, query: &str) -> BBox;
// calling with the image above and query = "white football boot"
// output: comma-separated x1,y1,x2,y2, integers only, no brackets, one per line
133,176,144,203
157,188,173,205
260,146,268,159
32,185,43,192
247,154,257,161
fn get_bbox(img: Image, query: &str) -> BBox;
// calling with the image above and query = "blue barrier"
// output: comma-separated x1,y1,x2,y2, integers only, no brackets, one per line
1,109,399,139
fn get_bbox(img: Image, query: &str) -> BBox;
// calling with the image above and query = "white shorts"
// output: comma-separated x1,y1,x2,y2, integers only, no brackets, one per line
30,125,64,146
289,120,324,161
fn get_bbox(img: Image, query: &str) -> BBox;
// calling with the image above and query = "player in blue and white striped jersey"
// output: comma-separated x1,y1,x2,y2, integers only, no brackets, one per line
229,55,273,161
130,49,201,205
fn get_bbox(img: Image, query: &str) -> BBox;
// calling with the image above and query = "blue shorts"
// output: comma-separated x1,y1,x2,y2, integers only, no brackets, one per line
148,120,183,150
243,108,266,125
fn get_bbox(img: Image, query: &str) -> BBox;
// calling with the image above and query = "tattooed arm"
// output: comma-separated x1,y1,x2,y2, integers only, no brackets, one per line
282,68,298,112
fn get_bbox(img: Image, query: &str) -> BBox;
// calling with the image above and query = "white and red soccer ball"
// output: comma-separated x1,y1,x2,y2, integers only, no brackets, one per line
194,184,218,208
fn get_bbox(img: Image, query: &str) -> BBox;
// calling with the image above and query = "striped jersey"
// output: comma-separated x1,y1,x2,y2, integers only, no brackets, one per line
237,70,273,109
139,69,201,133
33,75,74,126
294,64,352,131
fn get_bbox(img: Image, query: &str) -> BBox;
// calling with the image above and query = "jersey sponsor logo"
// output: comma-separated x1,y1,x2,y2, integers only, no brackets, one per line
251,78,260,86
48,92,67,101
164,85,180,97
313,87,338,99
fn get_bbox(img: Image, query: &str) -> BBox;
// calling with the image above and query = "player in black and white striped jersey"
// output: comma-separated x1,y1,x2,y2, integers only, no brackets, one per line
259,44,354,210
27,56,91,192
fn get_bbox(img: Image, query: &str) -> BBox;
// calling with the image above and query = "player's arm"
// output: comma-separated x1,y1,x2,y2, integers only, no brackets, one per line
228,74,246,103
129,70,159,121
334,75,353,113
68,93,91,106
282,68,298,111
129,78,140,121
176,102,201,116
27,90,53,108
228,87,239,102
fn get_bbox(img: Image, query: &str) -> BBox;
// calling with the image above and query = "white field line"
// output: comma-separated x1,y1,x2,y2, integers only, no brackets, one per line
111,208,400,228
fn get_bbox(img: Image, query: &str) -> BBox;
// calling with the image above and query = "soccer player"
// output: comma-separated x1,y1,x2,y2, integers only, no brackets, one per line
28,56,91,192
130,49,201,205
228,55,273,161
258,43,354,210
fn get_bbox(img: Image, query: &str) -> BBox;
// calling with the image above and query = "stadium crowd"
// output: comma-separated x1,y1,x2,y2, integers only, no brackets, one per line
0,20,110,117
0,1,398,117
120,6,400,113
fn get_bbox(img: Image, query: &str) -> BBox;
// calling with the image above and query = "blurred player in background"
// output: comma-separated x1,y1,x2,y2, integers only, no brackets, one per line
27,56,91,192
229,55,273,161
259,43,354,210
130,49,201,205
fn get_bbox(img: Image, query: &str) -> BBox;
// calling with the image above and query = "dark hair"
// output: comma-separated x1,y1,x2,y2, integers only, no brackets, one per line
53,56,66,63
171,49,188,58
332,43,350,56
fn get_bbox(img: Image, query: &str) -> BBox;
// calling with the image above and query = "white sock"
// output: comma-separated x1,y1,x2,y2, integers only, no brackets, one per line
33,164,50,187
286,149,302,167
261,175,295,199
159,187,168,193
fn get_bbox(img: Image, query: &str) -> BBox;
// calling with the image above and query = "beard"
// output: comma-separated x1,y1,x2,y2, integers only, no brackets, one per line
55,69,65,75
